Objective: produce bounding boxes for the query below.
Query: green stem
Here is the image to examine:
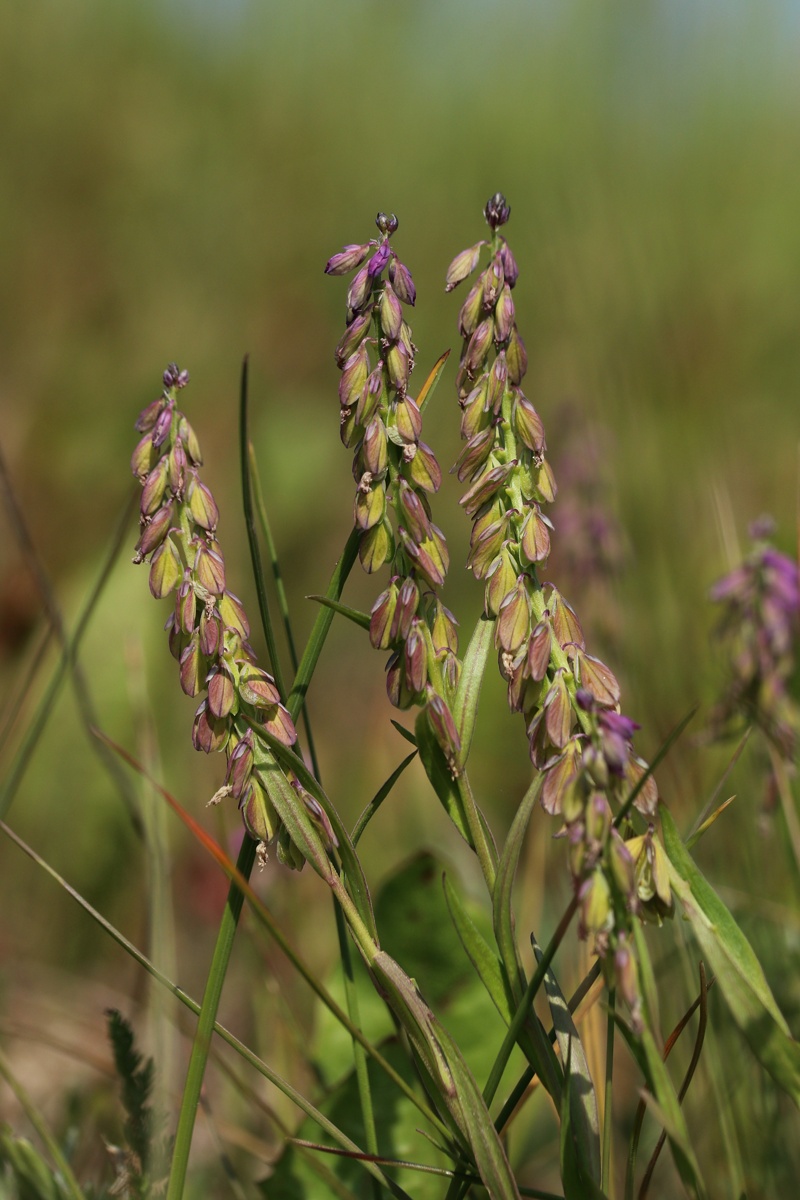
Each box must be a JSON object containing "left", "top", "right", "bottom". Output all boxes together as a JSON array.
[
  {"left": 166, "top": 835, "right": 257, "bottom": 1200},
  {"left": 455, "top": 770, "right": 497, "bottom": 895},
  {"left": 602, "top": 988, "right": 616, "bottom": 1196}
]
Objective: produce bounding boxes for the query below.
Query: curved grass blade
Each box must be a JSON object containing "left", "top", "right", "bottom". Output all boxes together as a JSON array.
[
  {"left": 533, "top": 938, "right": 601, "bottom": 1189},
  {"left": 0, "top": 1046, "right": 86, "bottom": 1200},
  {"left": 416, "top": 349, "right": 451, "bottom": 415},
  {"left": 614, "top": 706, "right": 698, "bottom": 830},
  {"left": 352, "top": 751, "right": 417, "bottom": 846},
  {"left": 662, "top": 804, "right": 800, "bottom": 1106},
  {"left": 308, "top": 594, "right": 372, "bottom": 630},
  {"left": 0, "top": 822, "right": 407, "bottom": 1195}
]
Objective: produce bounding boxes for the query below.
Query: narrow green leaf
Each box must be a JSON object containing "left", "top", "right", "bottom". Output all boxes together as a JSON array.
[
  {"left": 352, "top": 752, "right": 417, "bottom": 846},
  {"left": 533, "top": 939, "right": 601, "bottom": 1188},
  {"left": 391, "top": 720, "right": 417, "bottom": 746},
  {"left": 308, "top": 594, "right": 372, "bottom": 630},
  {"left": 490, "top": 774, "right": 563, "bottom": 1105},
  {"left": 452, "top": 615, "right": 493, "bottom": 767},
  {"left": 443, "top": 874, "right": 507, "bottom": 1009},
  {"left": 661, "top": 804, "right": 800, "bottom": 1106}
]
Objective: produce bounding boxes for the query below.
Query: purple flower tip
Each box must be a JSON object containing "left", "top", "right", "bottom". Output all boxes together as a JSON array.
[
  {"left": 484, "top": 192, "right": 511, "bottom": 230},
  {"left": 599, "top": 710, "right": 640, "bottom": 741},
  {"left": 575, "top": 688, "right": 595, "bottom": 711},
  {"left": 376, "top": 212, "right": 398, "bottom": 237},
  {"left": 748, "top": 514, "right": 776, "bottom": 541}
]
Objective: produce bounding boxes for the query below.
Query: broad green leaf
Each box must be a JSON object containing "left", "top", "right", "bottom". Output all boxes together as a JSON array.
[
  {"left": 662, "top": 804, "right": 800, "bottom": 1106},
  {"left": 534, "top": 938, "right": 601, "bottom": 1188},
  {"left": 452, "top": 615, "right": 494, "bottom": 766}
]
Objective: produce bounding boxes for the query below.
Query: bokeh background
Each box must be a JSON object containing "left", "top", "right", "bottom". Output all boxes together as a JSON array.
[{"left": 2, "top": 1, "right": 800, "bottom": 1195}]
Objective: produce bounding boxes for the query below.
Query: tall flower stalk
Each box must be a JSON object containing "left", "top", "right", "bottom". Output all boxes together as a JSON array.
[
  {"left": 131, "top": 363, "right": 334, "bottom": 868},
  {"left": 326, "top": 215, "right": 461, "bottom": 758},
  {"left": 446, "top": 195, "right": 668, "bottom": 1018}
]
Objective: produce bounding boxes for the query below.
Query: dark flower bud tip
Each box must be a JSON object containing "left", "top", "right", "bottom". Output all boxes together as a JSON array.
[
  {"left": 484, "top": 192, "right": 511, "bottom": 230},
  {"left": 376, "top": 212, "right": 399, "bottom": 237}
]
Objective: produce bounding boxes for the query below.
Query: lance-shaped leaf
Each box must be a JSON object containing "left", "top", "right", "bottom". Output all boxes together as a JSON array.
[
  {"left": 452, "top": 615, "right": 493, "bottom": 768},
  {"left": 661, "top": 804, "right": 800, "bottom": 1106}
]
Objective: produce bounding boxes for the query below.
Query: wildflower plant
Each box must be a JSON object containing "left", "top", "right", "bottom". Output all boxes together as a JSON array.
[
  {"left": 117, "top": 196, "right": 800, "bottom": 1200},
  {"left": 5, "top": 194, "right": 800, "bottom": 1200}
]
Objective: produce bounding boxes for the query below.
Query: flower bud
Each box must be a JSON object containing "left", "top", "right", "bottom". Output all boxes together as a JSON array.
[
  {"left": 464, "top": 318, "right": 493, "bottom": 376},
  {"left": 135, "top": 397, "right": 163, "bottom": 433},
  {"left": 403, "top": 619, "right": 428, "bottom": 695},
  {"left": 192, "top": 699, "right": 230, "bottom": 754},
  {"left": 140, "top": 457, "right": 170, "bottom": 517},
  {"left": 607, "top": 830, "right": 636, "bottom": 900},
  {"left": 399, "top": 527, "right": 446, "bottom": 589},
  {"left": 459, "top": 378, "right": 490, "bottom": 440},
  {"left": 540, "top": 738, "right": 583, "bottom": 816},
  {"left": 458, "top": 280, "right": 485, "bottom": 338},
  {"left": 393, "top": 395, "right": 422, "bottom": 444},
  {"left": 346, "top": 265, "right": 372, "bottom": 312},
  {"left": 426, "top": 690, "right": 462, "bottom": 767},
  {"left": 386, "top": 651, "right": 414, "bottom": 709},
  {"left": 151, "top": 404, "right": 174, "bottom": 450},
  {"left": 180, "top": 634, "right": 204, "bottom": 697},
  {"left": 520, "top": 506, "right": 552, "bottom": 563},
  {"left": 358, "top": 519, "right": 394, "bottom": 573},
  {"left": 406, "top": 440, "right": 441, "bottom": 493},
  {"left": 484, "top": 545, "right": 518, "bottom": 617},
  {"left": 391, "top": 576, "right": 420, "bottom": 643},
  {"left": 454, "top": 426, "right": 496, "bottom": 484},
  {"left": 134, "top": 501, "right": 174, "bottom": 559},
  {"left": 494, "top": 284, "right": 515, "bottom": 343},
  {"left": 368, "top": 240, "right": 391, "bottom": 277},
  {"left": 513, "top": 393, "right": 546, "bottom": 454},
  {"left": 361, "top": 418, "right": 388, "bottom": 477},
  {"left": 199, "top": 607, "right": 221, "bottom": 657},
  {"left": 256, "top": 701, "right": 298, "bottom": 747},
  {"left": 149, "top": 539, "right": 181, "bottom": 599},
  {"left": 386, "top": 340, "right": 410, "bottom": 392},
  {"left": 550, "top": 590, "right": 585, "bottom": 650},
  {"left": 131, "top": 433, "right": 158, "bottom": 481},
  {"left": 499, "top": 240, "right": 519, "bottom": 288},
  {"left": 186, "top": 473, "right": 219, "bottom": 531},
  {"left": 339, "top": 345, "right": 369, "bottom": 409},
  {"left": 579, "top": 869, "right": 612, "bottom": 938},
  {"left": 217, "top": 590, "right": 249, "bottom": 639},
  {"left": 240, "top": 776, "right": 280, "bottom": 843},
  {"left": 370, "top": 579, "right": 399, "bottom": 649},
  {"left": 167, "top": 437, "right": 187, "bottom": 497},
  {"left": 527, "top": 620, "right": 552, "bottom": 682},
  {"left": 238, "top": 665, "right": 281, "bottom": 708},
  {"left": 389, "top": 258, "right": 416, "bottom": 305},
  {"left": 532, "top": 457, "right": 557, "bottom": 504},
  {"left": 208, "top": 664, "right": 237, "bottom": 719},
  {"left": 225, "top": 732, "right": 254, "bottom": 800},
  {"left": 354, "top": 476, "right": 386, "bottom": 531},
  {"left": 396, "top": 479, "right": 432, "bottom": 543},
  {"left": 176, "top": 574, "right": 197, "bottom": 634},
  {"left": 506, "top": 326, "right": 528, "bottom": 384},
  {"left": 177, "top": 415, "right": 202, "bottom": 465},
  {"left": 487, "top": 354, "right": 507, "bottom": 415},
  {"left": 325, "top": 243, "right": 370, "bottom": 276},
  {"left": 575, "top": 650, "right": 620, "bottom": 708},
  {"left": 356, "top": 365, "right": 384, "bottom": 426},
  {"left": 430, "top": 599, "right": 459, "bottom": 655},
  {"left": 335, "top": 310, "right": 372, "bottom": 367},
  {"left": 445, "top": 243, "right": 484, "bottom": 292},
  {"left": 484, "top": 192, "right": 510, "bottom": 230},
  {"left": 380, "top": 281, "right": 403, "bottom": 340},
  {"left": 467, "top": 516, "right": 508, "bottom": 579},
  {"left": 496, "top": 576, "right": 531, "bottom": 653},
  {"left": 483, "top": 257, "right": 504, "bottom": 310},
  {"left": 626, "top": 755, "right": 659, "bottom": 817},
  {"left": 459, "top": 461, "right": 514, "bottom": 519},
  {"left": 544, "top": 670, "right": 573, "bottom": 749},
  {"left": 194, "top": 541, "right": 226, "bottom": 594}
]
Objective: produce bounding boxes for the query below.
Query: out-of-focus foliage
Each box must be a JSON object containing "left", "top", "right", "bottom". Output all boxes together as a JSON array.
[{"left": 2, "top": 2, "right": 800, "bottom": 1196}]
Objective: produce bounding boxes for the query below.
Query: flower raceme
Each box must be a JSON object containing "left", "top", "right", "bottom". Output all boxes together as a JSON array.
[
  {"left": 326, "top": 215, "right": 461, "bottom": 741},
  {"left": 131, "top": 363, "right": 332, "bottom": 868},
  {"left": 446, "top": 195, "right": 668, "bottom": 1013}
]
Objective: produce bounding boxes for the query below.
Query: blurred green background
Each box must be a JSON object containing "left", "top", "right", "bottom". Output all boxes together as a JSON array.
[{"left": 2, "top": 0, "right": 800, "bottom": 1195}]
